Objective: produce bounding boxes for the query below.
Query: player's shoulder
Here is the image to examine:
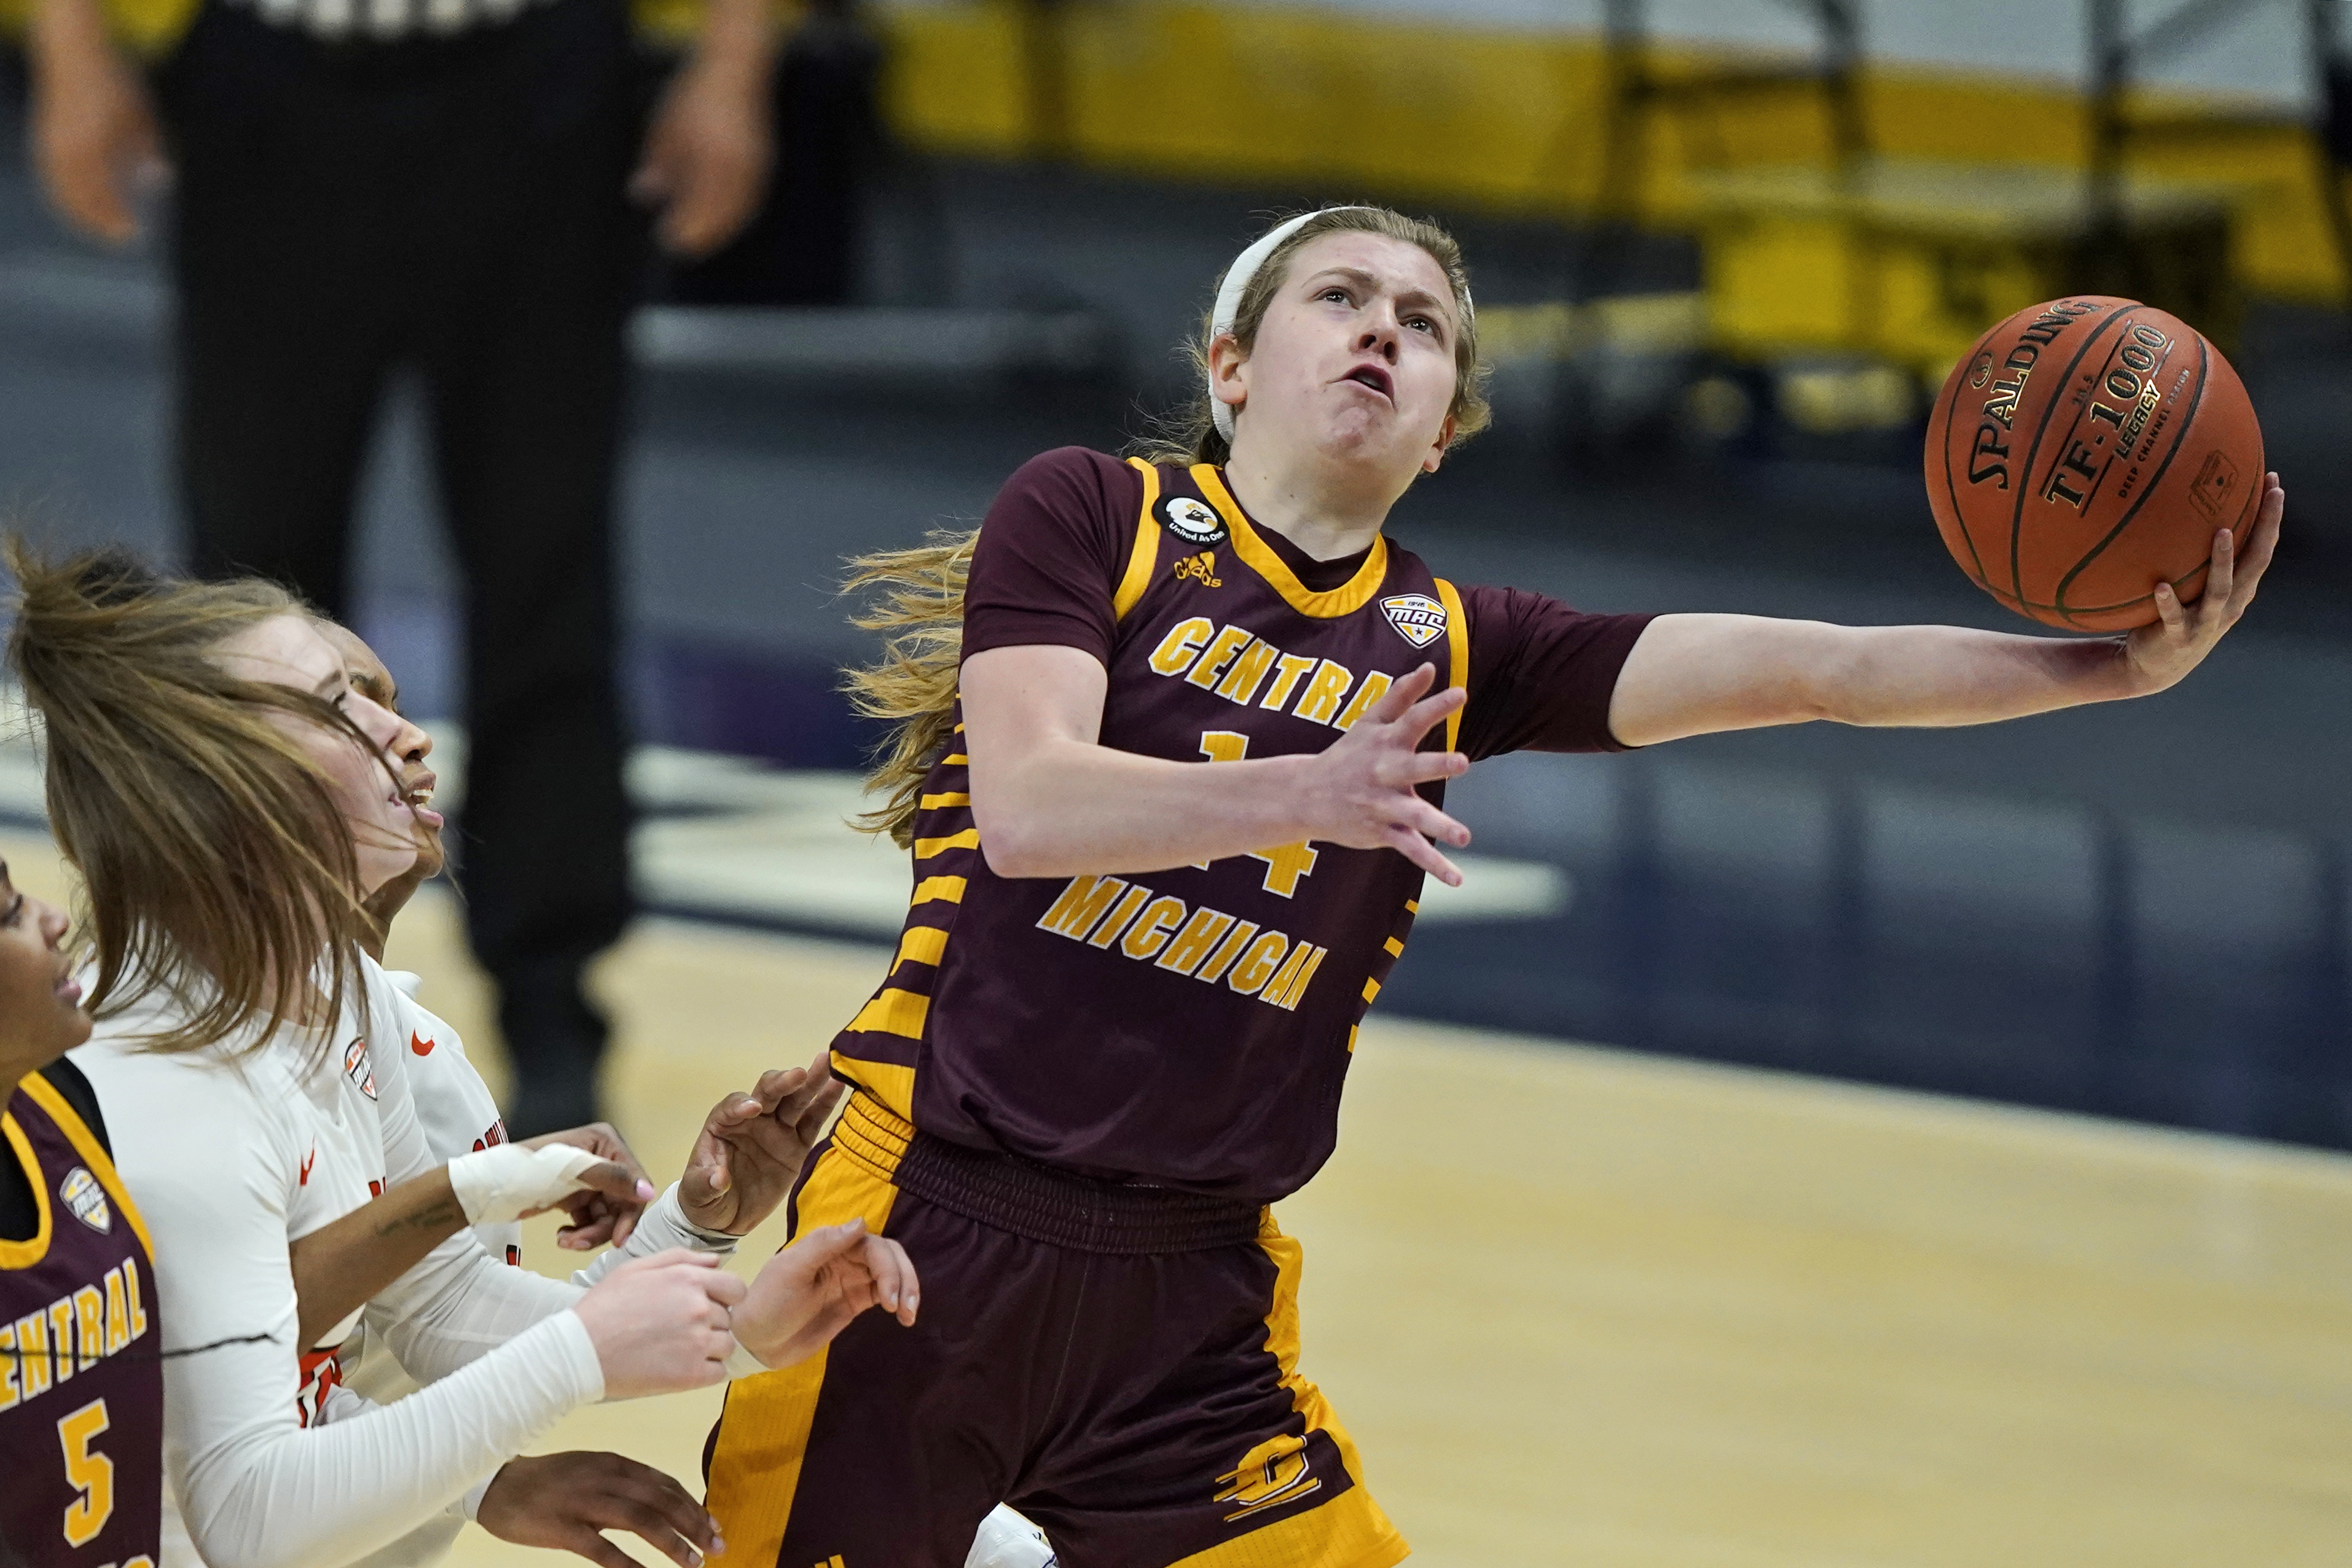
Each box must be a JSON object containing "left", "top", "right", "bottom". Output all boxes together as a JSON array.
[
  {"left": 376, "top": 980, "right": 501, "bottom": 1140},
  {"left": 70, "top": 1016, "right": 240, "bottom": 1092},
  {"left": 390, "top": 989, "right": 466, "bottom": 1059},
  {"left": 979, "top": 448, "right": 1153, "bottom": 578},
  {"left": 31, "top": 1055, "right": 110, "bottom": 1153},
  {"left": 1012, "top": 444, "right": 1138, "bottom": 485},
  {"left": 995, "top": 447, "right": 1147, "bottom": 519},
  {"left": 68, "top": 1031, "right": 307, "bottom": 1192},
  {"left": 357, "top": 950, "right": 453, "bottom": 1043},
  {"left": 1449, "top": 581, "right": 1580, "bottom": 633}
]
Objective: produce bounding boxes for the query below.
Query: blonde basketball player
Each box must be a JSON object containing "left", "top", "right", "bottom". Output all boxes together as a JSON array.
[{"left": 700, "top": 205, "right": 2279, "bottom": 1566}]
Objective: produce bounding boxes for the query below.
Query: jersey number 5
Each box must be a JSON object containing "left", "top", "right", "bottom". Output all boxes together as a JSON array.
[
  {"left": 58, "top": 1397, "right": 114, "bottom": 1548},
  {"left": 1197, "top": 732, "right": 1319, "bottom": 897}
]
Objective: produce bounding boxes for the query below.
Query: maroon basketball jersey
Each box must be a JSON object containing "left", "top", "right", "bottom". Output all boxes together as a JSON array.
[
  {"left": 1, "top": 1073, "right": 162, "bottom": 1568},
  {"left": 833, "top": 460, "right": 1472, "bottom": 1202}
]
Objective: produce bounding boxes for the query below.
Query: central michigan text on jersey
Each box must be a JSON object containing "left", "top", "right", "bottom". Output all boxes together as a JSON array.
[{"left": 827, "top": 449, "right": 1650, "bottom": 1201}]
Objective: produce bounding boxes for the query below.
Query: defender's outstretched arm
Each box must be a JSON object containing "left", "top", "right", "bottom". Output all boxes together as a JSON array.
[{"left": 1608, "top": 475, "right": 2281, "bottom": 748}]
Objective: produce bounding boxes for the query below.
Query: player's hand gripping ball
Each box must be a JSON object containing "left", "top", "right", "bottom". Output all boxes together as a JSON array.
[{"left": 1925, "top": 296, "right": 2264, "bottom": 631}]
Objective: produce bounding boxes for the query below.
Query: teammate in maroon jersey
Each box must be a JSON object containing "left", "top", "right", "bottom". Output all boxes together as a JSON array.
[
  {"left": 0, "top": 858, "right": 162, "bottom": 1568},
  {"left": 705, "top": 206, "right": 2284, "bottom": 1566}
]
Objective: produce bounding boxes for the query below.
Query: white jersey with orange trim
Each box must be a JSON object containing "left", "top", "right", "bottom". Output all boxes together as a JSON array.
[
  {"left": 367, "top": 970, "right": 1055, "bottom": 1568},
  {"left": 72, "top": 952, "right": 608, "bottom": 1568},
  {"left": 334, "top": 967, "right": 745, "bottom": 1568},
  {"left": 376, "top": 974, "right": 519, "bottom": 1263}
]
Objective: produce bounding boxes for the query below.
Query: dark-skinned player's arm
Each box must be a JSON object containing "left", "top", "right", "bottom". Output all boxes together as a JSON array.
[
  {"left": 962, "top": 645, "right": 1476, "bottom": 886},
  {"left": 289, "top": 1053, "right": 844, "bottom": 1343},
  {"left": 287, "top": 1138, "right": 654, "bottom": 1347},
  {"left": 1608, "top": 477, "right": 2281, "bottom": 747}
]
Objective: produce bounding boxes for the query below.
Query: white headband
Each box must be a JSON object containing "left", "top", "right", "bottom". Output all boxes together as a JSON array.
[{"left": 1208, "top": 207, "right": 1469, "bottom": 440}]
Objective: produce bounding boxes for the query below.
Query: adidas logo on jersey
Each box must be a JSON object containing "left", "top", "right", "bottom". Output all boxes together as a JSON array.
[
  {"left": 1380, "top": 593, "right": 1448, "bottom": 649},
  {"left": 1173, "top": 550, "right": 1221, "bottom": 588}
]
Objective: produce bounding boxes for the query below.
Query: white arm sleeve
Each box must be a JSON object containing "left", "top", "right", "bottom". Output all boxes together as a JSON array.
[
  {"left": 369, "top": 1184, "right": 747, "bottom": 1384},
  {"left": 75, "top": 1040, "right": 605, "bottom": 1568},
  {"left": 364, "top": 1228, "right": 585, "bottom": 1387},
  {"left": 354, "top": 1008, "right": 587, "bottom": 1385},
  {"left": 569, "top": 1183, "right": 738, "bottom": 1288},
  {"left": 182, "top": 1313, "right": 602, "bottom": 1568}
]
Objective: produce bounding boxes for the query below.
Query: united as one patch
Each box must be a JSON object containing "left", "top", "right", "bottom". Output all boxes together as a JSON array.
[
  {"left": 345, "top": 1038, "right": 378, "bottom": 1101},
  {"left": 1381, "top": 593, "right": 1448, "bottom": 649},
  {"left": 60, "top": 1166, "right": 110, "bottom": 1234},
  {"left": 1157, "top": 496, "right": 1228, "bottom": 547}
]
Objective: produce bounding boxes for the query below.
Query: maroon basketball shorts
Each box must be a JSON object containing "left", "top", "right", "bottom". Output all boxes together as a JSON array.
[{"left": 703, "top": 1093, "right": 1408, "bottom": 1568}]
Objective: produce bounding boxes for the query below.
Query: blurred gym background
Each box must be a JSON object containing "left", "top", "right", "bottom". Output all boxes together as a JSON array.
[
  {"left": 3, "top": 5, "right": 2350, "bottom": 1560},
  {"left": 1, "top": 0, "right": 2350, "bottom": 1150}
]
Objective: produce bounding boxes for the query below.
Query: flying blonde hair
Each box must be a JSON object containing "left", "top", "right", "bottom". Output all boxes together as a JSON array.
[
  {"left": 7, "top": 541, "right": 385, "bottom": 1055},
  {"left": 842, "top": 205, "right": 1489, "bottom": 846}
]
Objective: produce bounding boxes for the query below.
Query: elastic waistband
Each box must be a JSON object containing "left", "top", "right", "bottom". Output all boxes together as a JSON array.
[{"left": 831, "top": 1093, "right": 1264, "bottom": 1256}]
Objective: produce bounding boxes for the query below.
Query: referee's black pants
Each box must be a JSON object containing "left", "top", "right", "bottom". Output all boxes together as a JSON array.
[{"left": 157, "top": 0, "right": 643, "bottom": 1132}]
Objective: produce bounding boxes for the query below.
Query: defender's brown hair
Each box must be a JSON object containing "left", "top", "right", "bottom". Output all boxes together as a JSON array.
[
  {"left": 6, "top": 542, "right": 385, "bottom": 1055},
  {"left": 842, "top": 205, "right": 1487, "bottom": 845}
]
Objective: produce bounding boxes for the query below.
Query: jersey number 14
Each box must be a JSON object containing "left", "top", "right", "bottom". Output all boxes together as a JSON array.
[{"left": 1197, "top": 733, "right": 1319, "bottom": 897}]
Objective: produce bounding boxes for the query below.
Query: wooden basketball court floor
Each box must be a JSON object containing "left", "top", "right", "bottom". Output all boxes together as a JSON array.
[{"left": 8, "top": 826, "right": 2351, "bottom": 1566}]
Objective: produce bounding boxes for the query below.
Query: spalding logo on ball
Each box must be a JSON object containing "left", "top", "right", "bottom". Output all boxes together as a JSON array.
[{"left": 1926, "top": 296, "right": 2264, "bottom": 631}]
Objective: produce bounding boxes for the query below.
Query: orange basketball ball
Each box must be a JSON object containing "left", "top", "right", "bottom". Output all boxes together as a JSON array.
[{"left": 1924, "top": 296, "right": 2264, "bottom": 631}]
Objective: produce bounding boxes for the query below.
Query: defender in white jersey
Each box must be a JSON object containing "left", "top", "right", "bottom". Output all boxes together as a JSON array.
[
  {"left": 14, "top": 551, "right": 923, "bottom": 1568},
  {"left": 326, "top": 617, "right": 1059, "bottom": 1568}
]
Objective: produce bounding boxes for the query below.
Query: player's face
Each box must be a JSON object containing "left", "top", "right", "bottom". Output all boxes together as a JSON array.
[
  {"left": 1221, "top": 231, "right": 1460, "bottom": 481},
  {"left": 211, "top": 614, "right": 439, "bottom": 898},
  {"left": 0, "top": 862, "right": 90, "bottom": 1080},
  {"left": 312, "top": 619, "right": 446, "bottom": 881}
]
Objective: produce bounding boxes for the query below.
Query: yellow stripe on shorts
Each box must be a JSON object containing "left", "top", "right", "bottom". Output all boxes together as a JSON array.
[{"left": 702, "top": 1143, "right": 899, "bottom": 1566}]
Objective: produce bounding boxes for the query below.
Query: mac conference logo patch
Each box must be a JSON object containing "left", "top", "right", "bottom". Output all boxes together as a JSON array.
[
  {"left": 1381, "top": 593, "right": 1448, "bottom": 649},
  {"left": 345, "top": 1038, "right": 378, "bottom": 1101},
  {"left": 1156, "top": 496, "right": 1228, "bottom": 547},
  {"left": 60, "top": 1166, "right": 110, "bottom": 1234}
]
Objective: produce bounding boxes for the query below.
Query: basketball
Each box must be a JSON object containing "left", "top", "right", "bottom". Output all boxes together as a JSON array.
[{"left": 1924, "top": 297, "right": 2264, "bottom": 631}]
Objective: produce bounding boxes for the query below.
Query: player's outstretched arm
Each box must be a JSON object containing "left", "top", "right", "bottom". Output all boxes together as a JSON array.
[
  {"left": 730, "top": 1217, "right": 918, "bottom": 1370},
  {"left": 1609, "top": 474, "right": 2282, "bottom": 748},
  {"left": 964, "top": 644, "right": 1475, "bottom": 885},
  {"left": 288, "top": 1138, "right": 652, "bottom": 1345}
]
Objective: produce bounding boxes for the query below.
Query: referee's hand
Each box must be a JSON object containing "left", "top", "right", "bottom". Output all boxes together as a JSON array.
[
  {"left": 26, "top": 0, "right": 170, "bottom": 246},
  {"left": 632, "top": 42, "right": 774, "bottom": 258}
]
